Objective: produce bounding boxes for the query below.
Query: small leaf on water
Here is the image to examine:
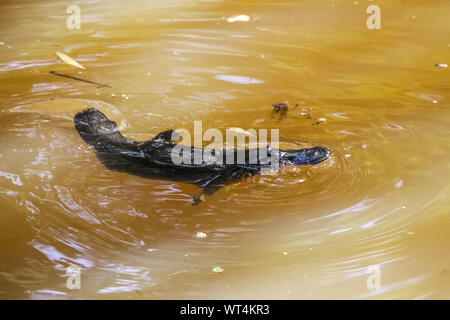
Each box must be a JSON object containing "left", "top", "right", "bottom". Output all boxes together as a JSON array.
[
  {"left": 56, "top": 51, "right": 86, "bottom": 70},
  {"left": 212, "top": 266, "right": 224, "bottom": 273}
]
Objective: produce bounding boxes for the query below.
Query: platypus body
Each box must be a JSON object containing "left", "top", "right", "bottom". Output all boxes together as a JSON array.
[{"left": 74, "top": 108, "right": 330, "bottom": 204}]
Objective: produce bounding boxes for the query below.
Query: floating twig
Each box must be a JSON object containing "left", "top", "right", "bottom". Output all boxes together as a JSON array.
[{"left": 49, "top": 71, "right": 111, "bottom": 88}]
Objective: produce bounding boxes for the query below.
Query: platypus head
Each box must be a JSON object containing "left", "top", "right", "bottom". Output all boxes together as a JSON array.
[{"left": 281, "top": 146, "right": 330, "bottom": 165}]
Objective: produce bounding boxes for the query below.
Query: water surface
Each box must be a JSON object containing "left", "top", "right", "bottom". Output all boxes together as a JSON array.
[{"left": 0, "top": 0, "right": 449, "bottom": 299}]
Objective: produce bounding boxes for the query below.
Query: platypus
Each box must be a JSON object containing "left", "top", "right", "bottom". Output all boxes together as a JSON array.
[{"left": 74, "top": 108, "right": 330, "bottom": 204}]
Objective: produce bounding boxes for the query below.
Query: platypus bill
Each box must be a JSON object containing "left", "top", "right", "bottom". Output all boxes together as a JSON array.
[{"left": 74, "top": 108, "right": 330, "bottom": 205}]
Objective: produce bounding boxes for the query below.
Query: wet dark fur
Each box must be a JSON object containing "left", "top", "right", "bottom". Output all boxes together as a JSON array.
[{"left": 74, "top": 108, "right": 330, "bottom": 204}]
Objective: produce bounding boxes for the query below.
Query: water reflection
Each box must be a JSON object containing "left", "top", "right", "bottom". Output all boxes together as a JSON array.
[
  {"left": 214, "top": 74, "right": 264, "bottom": 84},
  {"left": 0, "top": 0, "right": 449, "bottom": 300}
]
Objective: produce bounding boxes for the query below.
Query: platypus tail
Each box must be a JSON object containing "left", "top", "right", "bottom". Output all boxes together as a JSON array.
[{"left": 74, "top": 108, "right": 133, "bottom": 152}]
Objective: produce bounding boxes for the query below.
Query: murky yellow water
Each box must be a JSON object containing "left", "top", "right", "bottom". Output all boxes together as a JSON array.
[{"left": 0, "top": 0, "right": 449, "bottom": 299}]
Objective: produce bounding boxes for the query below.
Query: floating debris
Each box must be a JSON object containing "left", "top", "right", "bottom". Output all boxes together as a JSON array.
[
  {"left": 195, "top": 232, "right": 207, "bottom": 239},
  {"left": 272, "top": 102, "right": 289, "bottom": 120},
  {"left": 313, "top": 118, "right": 326, "bottom": 125},
  {"left": 300, "top": 108, "right": 312, "bottom": 119},
  {"left": 49, "top": 71, "right": 111, "bottom": 88},
  {"left": 435, "top": 63, "right": 448, "bottom": 68},
  {"left": 272, "top": 102, "right": 289, "bottom": 113},
  {"left": 56, "top": 51, "right": 86, "bottom": 70},
  {"left": 212, "top": 266, "right": 224, "bottom": 273}
]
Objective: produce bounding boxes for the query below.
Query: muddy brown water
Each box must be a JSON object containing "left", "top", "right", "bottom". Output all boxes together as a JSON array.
[{"left": 0, "top": 0, "right": 449, "bottom": 299}]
